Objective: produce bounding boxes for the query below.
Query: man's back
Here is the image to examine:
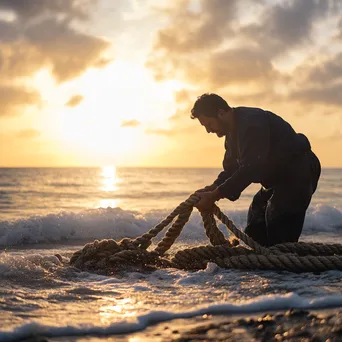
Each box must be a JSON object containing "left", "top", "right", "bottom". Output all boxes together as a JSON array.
[{"left": 231, "top": 106, "right": 312, "bottom": 188}]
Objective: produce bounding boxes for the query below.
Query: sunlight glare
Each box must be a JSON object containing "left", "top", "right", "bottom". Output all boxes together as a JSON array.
[
  {"left": 129, "top": 337, "right": 149, "bottom": 342},
  {"left": 33, "top": 59, "right": 186, "bottom": 166},
  {"left": 101, "top": 165, "right": 119, "bottom": 192},
  {"left": 99, "top": 298, "right": 136, "bottom": 325},
  {"left": 97, "top": 198, "right": 120, "bottom": 208},
  {"left": 95, "top": 165, "right": 121, "bottom": 208}
]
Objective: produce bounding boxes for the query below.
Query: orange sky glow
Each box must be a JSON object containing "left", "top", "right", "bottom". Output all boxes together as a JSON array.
[{"left": 1, "top": 0, "right": 342, "bottom": 167}]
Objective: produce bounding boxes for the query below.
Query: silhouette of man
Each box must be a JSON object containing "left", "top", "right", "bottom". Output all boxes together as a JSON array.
[{"left": 192, "top": 93, "right": 321, "bottom": 246}]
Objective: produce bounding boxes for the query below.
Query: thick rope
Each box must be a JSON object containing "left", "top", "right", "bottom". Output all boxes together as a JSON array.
[{"left": 69, "top": 194, "right": 342, "bottom": 274}]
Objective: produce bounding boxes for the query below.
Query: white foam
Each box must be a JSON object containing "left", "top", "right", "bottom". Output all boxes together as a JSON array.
[
  {"left": 0, "top": 204, "right": 341, "bottom": 246},
  {"left": 176, "top": 263, "right": 220, "bottom": 286},
  {"left": 1, "top": 292, "right": 342, "bottom": 341},
  {"left": 306, "top": 204, "right": 342, "bottom": 232},
  {"left": 0, "top": 252, "right": 61, "bottom": 279}
]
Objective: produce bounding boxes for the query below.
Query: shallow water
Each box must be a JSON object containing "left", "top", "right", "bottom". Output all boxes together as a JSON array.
[
  {"left": 1, "top": 244, "right": 342, "bottom": 341},
  {"left": 0, "top": 167, "right": 341, "bottom": 341}
]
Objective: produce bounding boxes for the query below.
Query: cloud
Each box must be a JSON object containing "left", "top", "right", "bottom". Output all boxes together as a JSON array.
[
  {"left": 0, "top": 20, "right": 18, "bottom": 42},
  {"left": 317, "top": 129, "right": 342, "bottom": 142},
  {"left": 291, "top": 82, "right": 342, "bottom": 105},
  {"left": 147, "top": 0, "right": 338, "bottom": 78},
  {"left": 287, "top": 52, "right": 342, "bottom": 106},
  {"left": 0, "top": 0, "right": 110, "bottom": 118},
  {"left": 146, "top": 0, "right": 283, "bottom": 88},
  {"left": 0, "top": 85, "right": 40, "bottom": 117},
  {"left": 169, "top": 89, "right": 194, "bottom": 121},
  {"left": 0, "top": 0, "right": 93, "bottom": 21},
  {"left": 174, "top": 89, "right": 192, "bottom": 104},
  {"left": 145, "top": 128, "right": 174, "bottom": 136},
  {"left": 15, "top": 129, "right": 40, "bottom": 139},
  {"left": 147, "top": 0, "right": 342, "bottom": 113},
  {"left": 145, "top": 0, "right": 242, "bottom": 82},
  {"left": 151, "top": 0, "right": 238, "bottom": 54},
  {"left": 25, "top": 18, "right": 110, "bottom": 82},
  {"left": 301, "top": 53, "right": 342, "bottom": 84},
  {"left": 0, "top": 41, "right": 42, "bottom": 80},
  {"left": 65, "top": 94, "right": 84, "bottom": 107},
  {"left": 121, "top": 119, "right": 141, "bottom": 128},
  {"left": 242, "top": 0, "right": 338, "bottom": 56},
  {"left": 338, "top": 17, "right": 342, "bottom": 39},
  {"left": 186, "top": 47, "right": 281, "bottom": 88},
  {"left": 145, "top": 125, "right": 195, "bottom": 136}
]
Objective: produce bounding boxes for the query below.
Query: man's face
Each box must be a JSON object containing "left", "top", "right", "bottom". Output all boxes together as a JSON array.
[{"left": 198, "top": 115, "right": 226, "bottom": 137}]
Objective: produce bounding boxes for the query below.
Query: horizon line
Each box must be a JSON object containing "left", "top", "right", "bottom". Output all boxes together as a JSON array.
[{"left": 1, "top": 165, "right": 342, "bottom": 169}]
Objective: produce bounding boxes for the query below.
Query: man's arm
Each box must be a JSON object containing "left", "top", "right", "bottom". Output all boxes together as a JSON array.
[
  {"left": 213, "top": 164, "right": 238, "bottom": 187},
  {"left": 197, "top": 148, "right": 238, "bottom": 193},
  {"left": 194, "top": 152, "right": 238, "bottom": 211},
  {"left": 217, "top": 111, "right": 270, "bottom": 201},
  {"left": 213, "top": 148, "right": 239, "bottom": 186},
  {"left": 196, "top": 183, "right": 217, "bottom": 193}
]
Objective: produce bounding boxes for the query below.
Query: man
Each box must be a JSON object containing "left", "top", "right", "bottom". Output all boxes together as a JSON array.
[{"left": 192, "top": 93, "right": 321, "bottom": 246}]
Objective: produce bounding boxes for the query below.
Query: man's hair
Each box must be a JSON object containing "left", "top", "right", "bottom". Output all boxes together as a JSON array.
[{"left": 190, "top": 93, "right": 230, "bottom": 119}]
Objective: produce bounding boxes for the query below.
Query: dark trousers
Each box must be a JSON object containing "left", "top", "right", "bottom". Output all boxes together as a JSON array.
[{"left": 244, "top": 151, "right": 321, "bottom": 246}]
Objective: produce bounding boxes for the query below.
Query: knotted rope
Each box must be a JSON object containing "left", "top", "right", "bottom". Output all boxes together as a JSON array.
[{"left": 69, "top": 194, "right": 342, "bottom": 274}]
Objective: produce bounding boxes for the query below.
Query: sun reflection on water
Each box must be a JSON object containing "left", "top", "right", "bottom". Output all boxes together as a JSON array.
[
  {"left": 98, "top": 198, "right": 120, "bottom": 208},
  {"left": 97, "top": 165, "right": 121, "bottom": 208},
  {"left": 99, "top": 297, "right": 137, "bottom": 324},
  {"left": 129, "top": 337, "right": 150, "bottom": 342},
  {"left": 101, "top": 165, "right": 119, "bottom": 192}
]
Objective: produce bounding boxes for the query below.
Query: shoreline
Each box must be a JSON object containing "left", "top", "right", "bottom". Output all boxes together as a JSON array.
[
  {"left": 13, "top": 308, "right": 342, "bottom": 341},
  {"left": 117, "top": 308, "right": 342, "bottom": 342}
]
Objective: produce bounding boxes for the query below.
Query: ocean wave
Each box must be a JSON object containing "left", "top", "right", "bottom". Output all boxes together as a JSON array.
[
  {"left": 48, "top": 182, "right": 85, "bottom": 188},
  {"left": 0, "top": 199, "right": 12, "bottom": 205},
  {"left": 0, "top": 207, "right": 204, "bottom": 246},
  {"left": 0, "top": 204, "right": 341, "bottom": 246},
  {"left": 9, "top": 189, "right": 88, "bottom": 197},
  {"left": 3, "top": 189, "right": 192, "bottom": 199},
  {"left": 0, "top": 183, "right": 16, "bottom": 187},
  {"left": 1, "top": 293, "right": 342, "bottom": 341},
  {"left": 305, "top": 205, "right": 342, "bottom": 232},
  {"left": 0, "top": 252, "right": 62, "bottom": 280}
]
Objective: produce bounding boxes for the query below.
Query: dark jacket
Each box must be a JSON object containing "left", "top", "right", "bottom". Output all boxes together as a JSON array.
[{"left": 214, "top": 107, "right": 312, "bottom": 201}]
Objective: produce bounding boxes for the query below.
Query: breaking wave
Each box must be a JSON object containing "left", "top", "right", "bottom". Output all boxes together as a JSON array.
[{"left": 0, "top": 204, "right": 341, "bottom": 246}]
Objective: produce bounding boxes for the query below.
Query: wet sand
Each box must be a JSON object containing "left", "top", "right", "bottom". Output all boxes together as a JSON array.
[
  {"left": 25, "top": 308, "right": 341, "bottom": 341},
  {"left": 118, "top": 308, "right": 342, "bottom": 342}
]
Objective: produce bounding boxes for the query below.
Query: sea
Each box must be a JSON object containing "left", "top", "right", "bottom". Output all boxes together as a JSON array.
[{"left": 0, "top": 167, "right": 341, "bottom": 341}]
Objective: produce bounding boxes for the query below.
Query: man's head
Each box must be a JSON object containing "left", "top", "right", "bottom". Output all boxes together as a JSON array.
[{"left": 190, "top": 93, "right": 233, "bottom": 138}]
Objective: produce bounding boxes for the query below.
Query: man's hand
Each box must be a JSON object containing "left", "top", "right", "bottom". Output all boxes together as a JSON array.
[{"left": 194, "top": 188, "right": 222, "bottom": 212}]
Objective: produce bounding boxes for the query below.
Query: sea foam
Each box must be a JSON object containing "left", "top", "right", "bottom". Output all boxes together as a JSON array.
[
  {"left": 0, "top": 204, "right": 341, "bottom": 246},
  {"left": 1, "top": 292, "right": 342, "bottom": 341}
]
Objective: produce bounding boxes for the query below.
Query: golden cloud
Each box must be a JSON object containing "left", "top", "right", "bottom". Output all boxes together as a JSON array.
[
  {"left": 15, "top": 129, "right": 41, "bottom": 139},
  {"left": 146, "top": 0, "right": 342, "bottom": 114},
  {"left": 0, "top": 86, "right": 41, "bottom": 117},
  {"left": 25, "top": 19, "right": 110, "bottom": 82},
  {"left": 0, "top": 0, "right": 110, "bottom": 117},
  {"left": 121, "top": 119, "right": 141, "bottom": 128},
  {"left": 0, "top": 0, "right": 93, "bottom": 21},
  {"left": 65, "top": 95, "right": 84, "bottom": 108}
]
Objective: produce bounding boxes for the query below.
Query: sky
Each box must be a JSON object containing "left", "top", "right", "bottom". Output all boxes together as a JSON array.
[{"left": 0, "top": 0, "right": 342, "bottom": 168}]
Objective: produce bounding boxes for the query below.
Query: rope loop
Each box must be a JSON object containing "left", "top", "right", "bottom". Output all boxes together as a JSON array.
[{"left": 69, "top": 193, "right": 342, "bottom": 274}]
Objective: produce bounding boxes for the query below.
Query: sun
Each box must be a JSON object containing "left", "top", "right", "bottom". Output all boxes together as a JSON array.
[{"left": 39, "top": 59, "right": 184, "bottom": 165}]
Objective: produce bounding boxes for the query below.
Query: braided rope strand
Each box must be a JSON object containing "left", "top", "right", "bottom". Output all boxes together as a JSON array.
[{"left": 69, "top": 193, "right": 342, "bottom": 274}]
